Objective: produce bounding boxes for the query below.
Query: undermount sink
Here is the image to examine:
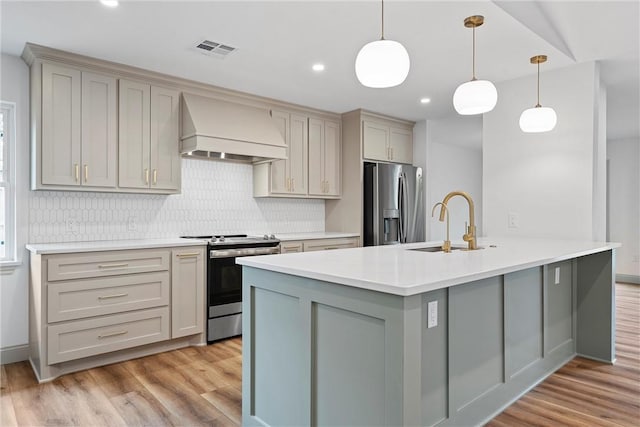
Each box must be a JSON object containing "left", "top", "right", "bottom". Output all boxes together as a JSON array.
[
  {"left": 408, "top": 245, "right": 484, "bottom": 253},
  {"left": 409, "top": 246, "right": 463, "bottom": 253}
]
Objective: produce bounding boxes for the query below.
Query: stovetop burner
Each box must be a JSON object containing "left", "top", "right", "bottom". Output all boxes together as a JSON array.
[{"left": 180, "top": 234, "right": 280, "bottom": 248}]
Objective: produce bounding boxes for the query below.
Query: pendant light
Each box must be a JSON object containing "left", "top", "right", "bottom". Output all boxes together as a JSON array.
[
  {"left": 453, "top": 15, "right": 497, "bottom": 115},
  {"left": 355, "top": 0, "right": 410, "bottom": 88},
  {"left": 519, "top": 55, "right": 557, "bottom": 133}
]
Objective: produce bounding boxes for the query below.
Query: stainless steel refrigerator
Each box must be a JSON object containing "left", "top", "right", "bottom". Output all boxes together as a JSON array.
[{"left": 364, "top": 162, "right": 425, "bottom": 246}]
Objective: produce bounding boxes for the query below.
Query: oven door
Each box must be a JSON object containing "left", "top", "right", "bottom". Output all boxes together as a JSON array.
[{"left": 208, "top": 246, "right": 280, "bottom": 308}]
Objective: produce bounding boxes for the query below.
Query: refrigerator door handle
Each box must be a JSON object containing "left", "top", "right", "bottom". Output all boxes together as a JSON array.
[{"left": 398, "top": 173, "right": 407, "bottom": 243}]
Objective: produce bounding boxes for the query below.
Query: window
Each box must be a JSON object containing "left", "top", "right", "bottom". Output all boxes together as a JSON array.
[{"left": 0, "top": 102, "right": 16, "bottom": 262}]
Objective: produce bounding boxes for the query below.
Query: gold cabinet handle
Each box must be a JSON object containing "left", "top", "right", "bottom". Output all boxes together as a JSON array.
[
  {"left": 176, "top": 252, "right": 200, "bottom": 258},
  {"left": 98, "top": 263, "right": 129, "bottom": 269},
  {"left": 153, "top": 169, "right": 157, "bottom": 185},
  {"left": 390, "top": 147, "right": 394, "bottom": 160},
  {"left": 286, "top": 177, "right": 290, "bottom": 191},
  {"left": 282, "top": 245, "right": 300, "bottom": 250},
  {"left": 98, "top": 293, "right": 129, "bottom": 300},
  {"left": 323, "top": 247, "right": 340, "bottom": 250},
  {"left": 98, "top": 330, "right": 128, "bottom": 339},
  {"left": 145, "top": 168, "right": 149, "bottom": 185},
  {"left": 84, "top": 165, "right": 88, "bottom": 182},
  {"left": 291, "top": 178, "right": 295, "bottom": 192},
  {"left": 74, "top": 164, "right": 79, "bottom": 182}
]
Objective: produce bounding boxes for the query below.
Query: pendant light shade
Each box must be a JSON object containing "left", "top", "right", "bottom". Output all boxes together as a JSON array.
[
  {"left": 519, "top": 55, "right": 557, "bottom": 133},
  {"left": 453, "top": 15, "right": 497, "bottom": 115},
  {"left": 355, "top": 0, "right": 410, "bottom": 88},
  {"left": 355, "top": 40, "right": 410, "bottom": 88},
  {"left": 453, "top": 79, "right": 498, "bottom": 115},
  {"left": 519, "top": 106, "right": 557, "bottom": 133}
]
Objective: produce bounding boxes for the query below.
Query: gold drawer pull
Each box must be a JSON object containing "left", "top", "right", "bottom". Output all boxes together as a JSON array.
[
  {"left": 283, "top": 245, "right": 300, "bottom": 250},
  {"left": 74, "top": 164, "right": 79, "bottom": 182},
  {"left": 98, "top": 263, "right": 129, "bottom": 269},
  {"left": 176, "top": 252, "right": 200, "bottom": 258},
  {"left": 98, "top": 293, "right": 129, "bottom": 300},
  {"left": 98, "top": 330, "right": 128, "bottom": 339},
  {"left": 153, "top": 169, "right": 157, "bottom": 185},
  {"left": 145, "top": 168, "right": 149, "bottom": 185},
  {"left": 84, "top": 164, "right": 88, "bottom": 182},
  {"left": 323, "top": 247, "right": 340, "bottom": 250}
]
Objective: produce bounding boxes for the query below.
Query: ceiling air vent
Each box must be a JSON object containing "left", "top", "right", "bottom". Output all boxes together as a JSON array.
[{"left": 194, "top": 39, "right": 237, "bottom": 58}]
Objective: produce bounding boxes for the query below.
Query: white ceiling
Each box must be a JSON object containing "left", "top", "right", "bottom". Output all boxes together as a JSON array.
[{"left": 1, "top": 1, "right": 638, "bottom": 143}]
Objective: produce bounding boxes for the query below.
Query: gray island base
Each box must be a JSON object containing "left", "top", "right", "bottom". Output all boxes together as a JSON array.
[{"left": 239, "top": 238, "right": 617, "bottom": 426}]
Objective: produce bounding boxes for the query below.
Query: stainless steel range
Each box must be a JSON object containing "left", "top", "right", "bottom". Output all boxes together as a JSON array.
[{"left": 180, "top": 234, "right": 280, "bottom": 342}]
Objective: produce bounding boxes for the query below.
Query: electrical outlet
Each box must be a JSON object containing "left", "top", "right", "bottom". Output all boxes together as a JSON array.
[
  {"left": 127, "top": 216, "right": 137, "bottom": 232},
  {"left": 554, "top": 267, "right": 560, "bottom": 285},
  {"left": 508, "top": 212, "right": 520, "bottom": 229},
  {"left": 427, "top": 301, "right": 438, "bottom": 328},
  {"left": 65, "top": 218, "right": 78, "bottom": 235}
]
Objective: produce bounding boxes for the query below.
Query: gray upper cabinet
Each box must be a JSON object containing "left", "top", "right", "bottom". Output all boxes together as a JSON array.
[
  {"left": 40, "top": 63, "right": 116, "bottom": 188},
  {"left": 308, "top": 118, "right": 341, "bottom": 197},
  {"left": 119, "top": 80, "right": 180, "bottom": 192},
  {"left": 362, "top": 119, "right": 413, "bottom": 164}
]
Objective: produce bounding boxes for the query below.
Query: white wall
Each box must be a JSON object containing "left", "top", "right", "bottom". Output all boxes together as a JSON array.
[
  {"left": 0, "top": 54, "right": 30, "bottom": 355},
  {"left": 607, "top": 137, "right": 640, "bottom": 279},
  {"left": 483, "top": 62, "right": 605, "bottom": 240},
  {"left": 0, "top": 53, "right": 325, "bottom": 358},
  {"left": 426, "top": 116, "right": 483, "bottom": 242}
]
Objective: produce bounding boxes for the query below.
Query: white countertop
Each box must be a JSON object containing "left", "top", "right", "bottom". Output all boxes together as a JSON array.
[
  {"left": 276, "top": 231, "right": 360, "bottom": 241},
  {"left": 26, "top": 238, "right": 206, "bottom": 254},
  {"left": 237, "top": 237, "right": 620, "bottom": 296}
]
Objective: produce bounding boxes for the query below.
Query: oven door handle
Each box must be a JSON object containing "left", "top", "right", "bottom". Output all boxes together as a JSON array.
[{"left": 210, "top": 246, "right": 280, "bottom": 258}]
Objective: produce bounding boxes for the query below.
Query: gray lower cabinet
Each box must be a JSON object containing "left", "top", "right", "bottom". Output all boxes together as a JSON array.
[
  {"left": 242, "top": 250, "right": 615, "bottom": 426},
  {"left": 29, "top": 246, "right": 206, "bottom": 382}
]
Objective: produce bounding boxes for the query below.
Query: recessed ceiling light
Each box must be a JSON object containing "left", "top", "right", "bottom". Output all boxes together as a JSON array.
[
  {"left": 100, "top": 0, "right": 119, "bottom": 7},
  {"left": 312, "top": 63, "right": 325, "bottom": 72},
  {"left": 420, "top": 98, "right": 431, "bottom": 104}
]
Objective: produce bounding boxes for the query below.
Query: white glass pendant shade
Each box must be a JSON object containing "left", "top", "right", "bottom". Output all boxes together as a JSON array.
[
  {"left": 519, "top": 106, "right": 557, "bottom": 133},
  {"left": 355, "top": 39, "right": 410, "bottom": 88},
  {"left": 453, "top": 79, "right": 498, "bottom": 115}
]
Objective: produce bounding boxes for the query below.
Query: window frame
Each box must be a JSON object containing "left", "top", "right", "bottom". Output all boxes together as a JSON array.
[{"left": 0, "top": 101, "right": 16, "bottom": 263}]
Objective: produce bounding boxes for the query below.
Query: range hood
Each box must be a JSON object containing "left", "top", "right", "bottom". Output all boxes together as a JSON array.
[{"left": 180, "top": 93, "right": 287, "bottom": 163}]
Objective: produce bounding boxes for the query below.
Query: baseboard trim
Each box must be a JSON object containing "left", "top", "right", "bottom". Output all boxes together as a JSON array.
[
  {"left": 617, "top": 274, "right": 640, "bottom": 285},
  {"left": 0, "top": 344, "right": 29, "bottom": 365}
]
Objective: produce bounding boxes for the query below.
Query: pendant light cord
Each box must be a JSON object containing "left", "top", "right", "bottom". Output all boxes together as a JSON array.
[
  {"left": 381, "top": 0, "right": 385, "bottom": 40},
  {"left": 536, "top": 61, "right": 541, "bottom": 107},
  {"left": 472, "top": 25, "right": 476, "bottom": 81}
]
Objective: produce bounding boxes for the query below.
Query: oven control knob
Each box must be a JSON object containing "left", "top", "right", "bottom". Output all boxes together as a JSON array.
[
  {"left": 270, "top": 234, "right": 276, "bottom": 240},
  {"left": 219, "top": 236, "right": 225, "bottom": 242},
  {"left": 263, "top": 234, "right": 269, "bottom": 240},
  {"left": 210, "top": 237, "right": 217, "bottom": 243}
]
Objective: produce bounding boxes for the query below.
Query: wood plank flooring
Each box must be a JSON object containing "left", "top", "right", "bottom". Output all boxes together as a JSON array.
[{"left": 1, "top": 283, "right": 638, "bottom": 426}]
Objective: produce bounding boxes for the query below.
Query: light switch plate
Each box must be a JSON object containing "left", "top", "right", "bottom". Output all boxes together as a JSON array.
[
  {"left": 427, "top": 301, "right": 438, "bottom": 328},
  {"left": 508, "top": 212, "right": 520, "bottom": 229}
]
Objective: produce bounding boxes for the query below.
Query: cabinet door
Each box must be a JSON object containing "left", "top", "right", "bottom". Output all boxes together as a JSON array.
[
  {"left": 362, "top": 120, "right": 389, "bottom": 162},
  {"left": 81, "top": 72, "right": 117, "bottom": 188},
  {"left": 150, "top": 86, "right": 180, "bottom": 191},
  {"left": 308, "top": 118, "right": 325, "bottom": 196},
  {"left": 324, "top": 120, "right": 341, "bottom": 196},
  {"left": 41, "top": 63, "right": 81, "bottom": 186},
  {"left": 289, "top": 114, "right": 308, "bottom": 195},
  {"left": 171, "top": 248, "right": 205, "bottom": 338},
  {"left": 389, "top": 127, "right": 413, "bottom": 164},
  {"left": 119, "top": 80, "right": 151, "bottom": 189},
  {"left": 270, "top": 110, "right": 290, "bottom": 194}
]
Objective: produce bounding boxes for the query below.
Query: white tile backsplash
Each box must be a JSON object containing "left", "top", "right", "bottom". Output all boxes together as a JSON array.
[{"left": 27, "top": 158, "right": 325, "bottom": 243}]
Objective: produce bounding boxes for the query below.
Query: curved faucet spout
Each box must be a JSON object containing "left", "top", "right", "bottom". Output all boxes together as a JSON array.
[{"left": 439, "top": 191, "right": 477, "bottom": 250}]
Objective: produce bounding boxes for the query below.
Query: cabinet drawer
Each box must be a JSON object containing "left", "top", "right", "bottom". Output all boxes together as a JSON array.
[
  {"left": 47, "top": 272, "right": 170, "bottom": 323},
  {"left": 47, "top": 307, "right": 169, "bottom": 364},
  {"left": 303, "top": 237, "right": 359, "bottom": 252},
  {"left": 47, "top": 250, "right": 170, "bottom": 281},
  {"left": 280, "top": 241, "right": 303, "bottom": 253}
]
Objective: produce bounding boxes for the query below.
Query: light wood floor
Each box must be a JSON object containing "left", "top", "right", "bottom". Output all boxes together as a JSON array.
[{"left": 1, "top": 283, "right": 638, "bottom": 426}]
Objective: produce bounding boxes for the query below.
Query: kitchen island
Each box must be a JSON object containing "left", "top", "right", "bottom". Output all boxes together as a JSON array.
[{"left": 238, "top": 237, "right": 619, "bottom": 427}]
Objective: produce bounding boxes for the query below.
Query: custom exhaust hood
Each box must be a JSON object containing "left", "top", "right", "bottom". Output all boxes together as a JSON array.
[{"left": 180, "top": 93, "right": 287, "bottom": 163}]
